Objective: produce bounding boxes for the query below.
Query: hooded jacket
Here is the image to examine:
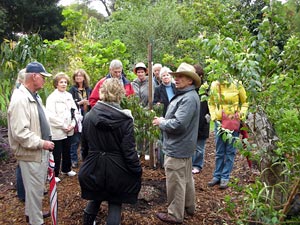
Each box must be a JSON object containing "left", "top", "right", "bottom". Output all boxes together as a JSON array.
[{"left": 78, "top": 101, "right": 142, "bottom": 203}]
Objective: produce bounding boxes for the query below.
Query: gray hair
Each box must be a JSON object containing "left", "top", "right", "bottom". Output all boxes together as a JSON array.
[
  {"left": 153, "top": 63, "right": 162, "bottom": 69},
  {"left": 109, "top": 59, "right": 123, "bottom": 69},
  {"left": 17, "top": 68, "right": 26, "bottom": 83},
  {"left": 159, "top": 66, "right": 172, "bottom": 79}
]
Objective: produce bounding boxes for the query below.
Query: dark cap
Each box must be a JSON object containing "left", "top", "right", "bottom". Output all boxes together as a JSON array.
[{"left": 25, "top": 62, "right": 51, "bottom": 77}]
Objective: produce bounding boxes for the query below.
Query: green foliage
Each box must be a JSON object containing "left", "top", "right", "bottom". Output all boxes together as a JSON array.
[
  {"left": 0, "top": 35, "right": 48, "bottom": 125},
  {"left": 0, "top": 0, "right": 65, "bottom": 41},
  {"left": 44, "top": 37, "right": 130, "bottom": 87},
  {"left": 62, "top": 8, "right": 88, "bottom": 37},
  {"left": 97, "top": 1, "right": 193, "bottom": 63},
  {"left": 65, "top": 3, "right": 105, "bottom": 20},
  {"left": 121, "top": 96, "right": 160, "bottom": 155}
]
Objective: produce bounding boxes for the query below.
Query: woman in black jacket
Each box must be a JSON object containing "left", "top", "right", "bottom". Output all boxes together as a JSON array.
[
  {"left": 78, "top": 78, "right": 142, "bottom": 225},
  {"left": 69, "top": 69, "right": 92, "bottom": 168},
  {"left": 192, "top": 64, "right": 210, "bottom": 174},
  {"left": 153, "top": 66, "right": 176, "bottom": 117}
]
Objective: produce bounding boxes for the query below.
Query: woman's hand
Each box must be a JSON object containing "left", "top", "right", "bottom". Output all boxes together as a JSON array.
[
  {"left": 64, "top": 125, "right": 74, "bottom": 133},
  {"left": 78, "top": 99, "right": 89, "bottom": 105}
]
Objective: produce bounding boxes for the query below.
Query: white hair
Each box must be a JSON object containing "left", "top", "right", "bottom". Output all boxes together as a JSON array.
[
  {"left": 159, "top": 66, "right": 172, "bottom": 79},
  {"left": 153, "top": 63, "right": 162, "bottom": 69}
]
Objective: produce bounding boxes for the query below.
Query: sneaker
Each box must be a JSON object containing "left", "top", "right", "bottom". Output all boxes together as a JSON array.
[
  {"left": 55, "top": 177, "right": 61, "bottom": 183},
  {"left": 192, "top": 167, "right": 201, "bottom": 174},
  {"left": 208, "top": 178, "right": 220, "bottom": 187},
  {"left": 62, "top": 170, "right": 76, "bottom": 176},
  {"left": 145, "top": 155, "right": 150, "bottom": 160},
  {"left": 72, "top": 162, "right": 78, "bottom": 168},
  {"left": 219, "top": 180, "right": 229, "bottom": 189}
]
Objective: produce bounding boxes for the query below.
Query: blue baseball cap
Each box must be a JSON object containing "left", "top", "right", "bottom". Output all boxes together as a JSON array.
[{"left": 25, "top": 62, "right": 51, "bottom": 77}]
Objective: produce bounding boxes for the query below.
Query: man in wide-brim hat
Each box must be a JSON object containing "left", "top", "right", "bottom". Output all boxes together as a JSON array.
[
  {"left": 169, "top": 62, "right": 201, "bottom": 88},
  {"left": 152, "top": 62, "right": 200, "bottom": 224}
]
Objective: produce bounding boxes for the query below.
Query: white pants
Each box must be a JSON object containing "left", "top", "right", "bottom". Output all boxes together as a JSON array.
[{"left": 19, "top": 151, "right": 49, "bottom": 225}]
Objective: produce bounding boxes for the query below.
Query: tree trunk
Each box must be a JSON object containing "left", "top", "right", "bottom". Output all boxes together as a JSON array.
[{"left": 246, "top": 110, "right": 286, "bottom": 206}]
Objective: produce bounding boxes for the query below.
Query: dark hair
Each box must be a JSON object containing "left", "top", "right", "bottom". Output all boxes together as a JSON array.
[{"left": 194, "top": 64, "right": 204, "bottom": 84}]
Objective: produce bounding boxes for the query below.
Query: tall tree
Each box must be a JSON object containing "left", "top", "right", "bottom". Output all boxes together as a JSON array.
[{"left": 0, "top": 0, "right": 65, "bottom": 41}]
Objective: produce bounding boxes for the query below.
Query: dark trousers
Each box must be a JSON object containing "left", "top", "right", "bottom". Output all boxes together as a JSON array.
[
  {"left": 53, "top": 137, "right": 72, "bottom": 177},
  {"left": 85, "top": 200, "right": 122, "bottom": 225},
  {"left": 16, "top": 164, "right": 25, "bottom": 201}
]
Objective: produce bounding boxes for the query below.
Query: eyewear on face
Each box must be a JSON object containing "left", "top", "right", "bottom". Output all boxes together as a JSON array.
[{"left": 35, "top": 73, "right": 45, "bottom": 80}]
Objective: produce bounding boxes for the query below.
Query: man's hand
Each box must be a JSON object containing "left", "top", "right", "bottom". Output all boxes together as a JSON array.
[
  {"left": 152, "top": 116, "right": 163, "bottom": 126},
  {"left": 43, "top": 140, "right": 55, "bottom": 151}
]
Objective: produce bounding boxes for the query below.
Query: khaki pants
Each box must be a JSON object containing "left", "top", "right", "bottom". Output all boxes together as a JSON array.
[
  {"left": 164, "top": 156, "right": 195, "bottom": 221},
  {"left": 19, "top": 151, "right": 48, "bottom": 225}
]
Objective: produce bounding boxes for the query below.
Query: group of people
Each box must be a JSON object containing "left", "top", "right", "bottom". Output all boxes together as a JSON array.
[{"left": 7, "top": 59, "right": 248, "bottom": 225}]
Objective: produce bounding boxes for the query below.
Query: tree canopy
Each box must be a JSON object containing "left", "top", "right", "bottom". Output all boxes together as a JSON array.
[{"left": 0, "top": 0, "right": 65, "bottom": 41}]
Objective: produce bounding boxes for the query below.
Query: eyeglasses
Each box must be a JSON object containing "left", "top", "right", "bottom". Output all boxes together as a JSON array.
[{"left": 34, "top": 73, "right": 45, "bottom": 80}]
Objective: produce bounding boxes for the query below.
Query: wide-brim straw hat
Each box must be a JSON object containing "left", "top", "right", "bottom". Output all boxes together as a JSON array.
[
  {"left": 133, "top": 62, "right": 148, "bottom": 74},
  {"left": 170, "top": 62, "right": 201, "bottom": 88}
]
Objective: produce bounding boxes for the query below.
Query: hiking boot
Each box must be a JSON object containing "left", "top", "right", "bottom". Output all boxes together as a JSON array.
[
  {"left": 219, "top": 180, "right": 229, "bottom": 189},
  {"left": 208, "top": 178, "right": 220, "bottom": 187},
  {"left": 156, "top": 212, "right": 182, "bottom": 224}
]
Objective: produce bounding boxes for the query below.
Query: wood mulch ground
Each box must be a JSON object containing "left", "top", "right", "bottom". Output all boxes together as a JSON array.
[{"left": 0, "top": 129, "right": 258, "bottom": 225}]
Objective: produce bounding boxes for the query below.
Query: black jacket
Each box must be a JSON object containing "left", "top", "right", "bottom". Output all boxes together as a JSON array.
[
  {"left": 153, "top": 83, "right": 176, "bottom": 116},
  {"left": 198, "top": 93, "right": 210, "bottom": 139},
  {"left": 78, "top": 101, "right": 142, "bottom": 204},
  {"left": 69, "top": 85, "right": 92, "bottom": 116}
]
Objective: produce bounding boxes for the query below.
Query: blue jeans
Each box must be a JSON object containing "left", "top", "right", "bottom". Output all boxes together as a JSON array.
[
  {"left": 213, "top": 122, "right": 239, "bottom": 181},
  {"left": 70, "top": 132, "right": 81, "bottom": 163},
  {"left": 192, "top": 138, "right": 207, "bottom": 170}
]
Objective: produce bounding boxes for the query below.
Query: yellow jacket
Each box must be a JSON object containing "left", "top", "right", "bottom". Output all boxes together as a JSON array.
[{"left": 208, "top": 80, "right": 248, "bottom": 121}]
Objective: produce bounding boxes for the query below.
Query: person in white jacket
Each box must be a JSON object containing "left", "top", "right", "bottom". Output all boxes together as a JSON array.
[{"left": 46, "top": 72, "right": 82, "bottom": 183}]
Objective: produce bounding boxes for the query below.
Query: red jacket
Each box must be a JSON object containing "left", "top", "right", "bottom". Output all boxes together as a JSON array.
[{"left": 89, "top": 75, "right": 135, "bottom": 107}]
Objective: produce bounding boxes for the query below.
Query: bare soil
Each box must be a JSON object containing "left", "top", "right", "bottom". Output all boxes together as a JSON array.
[{"left": 0, "top": 130, "right": 257, "bottom": 225}]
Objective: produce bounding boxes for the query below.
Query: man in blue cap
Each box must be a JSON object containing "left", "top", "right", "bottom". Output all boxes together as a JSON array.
[{"left": 8, "top": 62, "right": 55, "bottom": 225}]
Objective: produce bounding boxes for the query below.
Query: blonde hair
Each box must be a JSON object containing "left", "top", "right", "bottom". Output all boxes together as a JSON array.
[
  {"left": 53, "top": 72, "right": 70, "bottom": 88},
  {"left": 99, "top": 78, "right": 125, "bottom": 103}
]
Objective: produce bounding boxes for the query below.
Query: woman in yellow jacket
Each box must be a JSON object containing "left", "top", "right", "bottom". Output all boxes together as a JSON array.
[{"left": 208, "top": 78, "right": 248, "bottom": 189}]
